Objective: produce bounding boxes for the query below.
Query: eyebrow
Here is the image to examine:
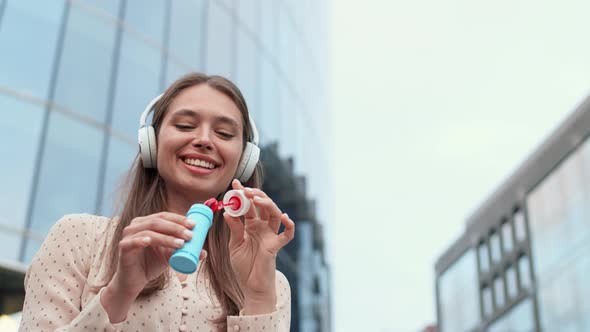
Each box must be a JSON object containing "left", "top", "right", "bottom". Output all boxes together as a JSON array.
[{"left": 170, "top": 109, "right": 241, "bottom": 129}]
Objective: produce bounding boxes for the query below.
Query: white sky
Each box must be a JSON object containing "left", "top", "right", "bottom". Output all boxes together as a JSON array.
[{"left": 330, "top": 0, "right": 590, "bottom": 331}]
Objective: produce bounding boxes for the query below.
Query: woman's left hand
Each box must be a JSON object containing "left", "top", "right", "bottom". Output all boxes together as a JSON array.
[{"left": 223, "top": 179, "right": 295, "bottom": 315}]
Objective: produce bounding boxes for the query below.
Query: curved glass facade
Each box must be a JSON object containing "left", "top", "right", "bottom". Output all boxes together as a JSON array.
[{"left": 0, "top": 0, "right": 330, "bottom": 329}]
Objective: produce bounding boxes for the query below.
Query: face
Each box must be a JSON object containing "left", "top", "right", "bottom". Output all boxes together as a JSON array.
[{"left": 157, "top": 84, "right": 245, "bottom": 202}]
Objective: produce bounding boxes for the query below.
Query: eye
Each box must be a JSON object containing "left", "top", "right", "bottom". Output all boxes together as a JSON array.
[
  {"left": 216, "top": 131, "right": 235, "bottom": 139},
  {"left": 174, "top": 124, "right": 194, "bottom": 130}
]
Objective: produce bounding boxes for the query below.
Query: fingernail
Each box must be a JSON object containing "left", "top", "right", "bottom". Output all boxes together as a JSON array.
[
  {"left": 284, "top": 213, "right": 289, "bottom": 218},
  {"left": 183, "top": 229, "right": 193, "bottom": 240},
  {"left": 186, "top": 218, "right": 195, "bottom": 227},
  {"left": 245, "top": 187, "right": 252, "bottom": 192},
  {"left": 174, "top": 238, "right": 185, "bottom": 248}
]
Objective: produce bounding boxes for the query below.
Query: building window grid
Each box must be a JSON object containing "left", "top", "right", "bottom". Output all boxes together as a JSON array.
[{"left": 476, "top": 205, "right": 540, "bottom": 328}]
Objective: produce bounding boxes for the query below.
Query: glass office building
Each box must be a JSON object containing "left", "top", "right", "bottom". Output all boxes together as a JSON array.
[
  {"left": 435, "top": 96, "right": 590, "bottom": 331},
  {"left": 0, "top": 1, "right": 331, "bottom": 331}
]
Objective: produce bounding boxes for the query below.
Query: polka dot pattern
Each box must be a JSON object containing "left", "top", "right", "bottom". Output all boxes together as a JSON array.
[{"left": 19, "top": 214, "right": 292, "bottom": 331}]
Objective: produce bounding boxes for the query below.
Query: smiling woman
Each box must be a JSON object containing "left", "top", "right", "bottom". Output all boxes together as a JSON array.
[{"left": 18, "top": 73, "right": 294, "bottom": 332}]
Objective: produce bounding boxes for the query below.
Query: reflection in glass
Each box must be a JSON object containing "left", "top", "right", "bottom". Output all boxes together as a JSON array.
[
  {"left": 0, "top": 96, "right": 44, "bottom": 232},
  {"left": 438, "top": 250, "right": 478, "bottom": 332}
]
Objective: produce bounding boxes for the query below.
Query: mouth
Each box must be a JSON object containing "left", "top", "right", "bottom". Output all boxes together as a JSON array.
[{"left": 182, "top": 157, "right": 219, "bottom": 170}]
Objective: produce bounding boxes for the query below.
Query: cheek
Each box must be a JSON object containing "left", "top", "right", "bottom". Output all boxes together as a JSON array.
[{"left": 224, "top": 144, "right": 245, "bottom": 168}]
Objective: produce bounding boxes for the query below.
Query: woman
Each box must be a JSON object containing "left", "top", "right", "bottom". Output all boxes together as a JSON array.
[{"left": 19, "top": 73, "right": 294, "bottom": 332}]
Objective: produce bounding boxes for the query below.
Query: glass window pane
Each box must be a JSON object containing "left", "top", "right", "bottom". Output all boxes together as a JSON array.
[
  {"left": 259, "top": 59, "right": 279, "bottom": 144},
  {"left": 0, "top": 1, "right": 64, "bottom": 98},
  {"left": 519, "top": 255, "right": 531, "bottom": 290},
  {"left": 28, "top": 112, "right": 103, "bottom": 249},
  {"left": 258, "top": 0, "right": 276, "bottom": 54},
  {"left": 23, "top": 239, "right": 43, "bottom": 263},
  {"left": 76, "top": 0, "right": 119, "bottom": 17},
  {"left": 124, "top": 0, "right": 166, "bottom": 44},
  {"left": 506, "top": 265, "right": 518, "bottom": 299},
  {"left": 165, "top": 62, "right": 193, "bottom": 88},
  {"left": 490, "top": 231, "right": 502, "bottom": 263},
  {"left": 236, "top": 0, "right": 258, "bottom": 33},
  {"left": 100, "top": 137, "right": 136, "bottom": 216},
  {"left": 488, "top": 299, "right": 534, "bottom": 332},
  {"left": 0, "top": 96, "right": 44, "bottom": 231},
  {"left": 167, "top": 0, "right": 205, "bottom": 71},
  {"left": 514, "top": 209, "right": 527, "bottom": 241},
  {"left": 502, "top": 220, "right": 513, "bottom": 253},
  {"left": 527, "top": 136, "right": 590, "bottom": 330},
  {"left": 53, "top": 2, "right": 118, "bottom": 123},
  {"left": 438, "top": 250, "right": 479, "bottom": 332},
  {"left": 483, "top": 286, "right": 493, "bottom": 318},
  {"left": 235, "top": 29, "right": 259, "bottom": 120},
  {"left": 205, "top": 4, "right": 233, "bottom": 78},
  {"left": 494, "top": 276, "right": 505, "bottom": 308},
  {"left": 111, "top": 32, "right": 162, "bottom": 138},
  {"left": 0, "top": 227, "right": 23, "bottom": 262},
  {"left": 478, "top": 241, "right": 489, "bottom": 272}
]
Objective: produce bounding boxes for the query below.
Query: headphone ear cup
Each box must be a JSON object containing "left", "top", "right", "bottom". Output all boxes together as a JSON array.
[
  {"left": 138, "top": 126, "right": 157, "bottom": 168},
  {"left": 236, "top": 142, "right": 260, "bottom": 182}
]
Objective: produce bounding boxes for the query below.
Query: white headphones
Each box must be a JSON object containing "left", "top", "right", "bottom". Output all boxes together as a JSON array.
[{"left": 138, "top": 94, "right": 260, "bottom": 183}]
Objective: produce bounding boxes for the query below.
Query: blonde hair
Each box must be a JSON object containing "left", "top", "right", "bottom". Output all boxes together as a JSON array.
[{"left": 97, "top": 73, "right": 263, "bottom": 330}]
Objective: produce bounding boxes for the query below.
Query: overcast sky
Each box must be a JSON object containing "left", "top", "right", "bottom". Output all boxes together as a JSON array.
[{"left": 330, "top": 0, "right": 590, "bottom": 330}]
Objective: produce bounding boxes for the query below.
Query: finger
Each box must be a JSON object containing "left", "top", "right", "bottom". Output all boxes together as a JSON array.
[
  {"left": 131, "top": 212, "right": 195, "bottom": 231},
  {"left": 118, "top": 236, "right": 152, "bottom": 252},
  {"left": 242, "top": 187, "right": 269, "bottom": 199},
  {"left": 130, "top": 230, "right": 186, "bottom": 250},
  {"left": 223, "top": 212, "right": 245, "bottom": 249},
  {"left": 276, "top": 214, "right": 295, "bottom": 249},
  {"left": 252, "top": 196, "right": 282, "bottom": 229},
  {"left": 232, "top": 179, "right": 245, "bottom": 190},
  {"left": 123, "top": 218, "right": 193, "bottom": 242}
]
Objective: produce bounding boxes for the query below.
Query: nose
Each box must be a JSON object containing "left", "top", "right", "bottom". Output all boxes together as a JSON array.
[{"left": 192, "top": 127, "right": 214, "bottom": 151}]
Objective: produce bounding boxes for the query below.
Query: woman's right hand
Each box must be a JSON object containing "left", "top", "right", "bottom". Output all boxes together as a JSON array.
[{"left": 101, "top": 212, "right": 201, "bottom": 323}]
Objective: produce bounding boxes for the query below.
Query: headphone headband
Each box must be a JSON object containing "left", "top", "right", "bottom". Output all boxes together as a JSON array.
[{"left": 139, "top": 93, "right": 259, "bottom": 145}]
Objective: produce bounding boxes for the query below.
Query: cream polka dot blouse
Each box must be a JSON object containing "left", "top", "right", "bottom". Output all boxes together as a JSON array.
[{"left": 19, "top": 214, "right": 291, "bottom": 332}]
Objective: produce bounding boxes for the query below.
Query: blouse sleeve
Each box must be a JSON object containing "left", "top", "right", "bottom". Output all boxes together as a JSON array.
[
  {"left": 226, "top": 271, "right": 292, "bottom": 332},
  {"left": 18, "top": 214, "right": 121, "bottom": 332}
]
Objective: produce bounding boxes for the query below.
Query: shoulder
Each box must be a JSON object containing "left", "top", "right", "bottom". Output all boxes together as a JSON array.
[
  {"left": 50, "top": 213, "right": 114, "bottom": 236},
  {"left": 275, "top": 270, "right": 291, "bottom": 296}
]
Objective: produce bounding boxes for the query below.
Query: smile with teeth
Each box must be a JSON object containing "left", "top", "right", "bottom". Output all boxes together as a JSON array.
[{"left": 182, "top": 158, "right": 217, "bottom": 170}]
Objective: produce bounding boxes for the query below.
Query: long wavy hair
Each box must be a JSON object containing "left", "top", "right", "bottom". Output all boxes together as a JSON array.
[{"left": 98, "top": 73, "right": 263, "bottom": 329}]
